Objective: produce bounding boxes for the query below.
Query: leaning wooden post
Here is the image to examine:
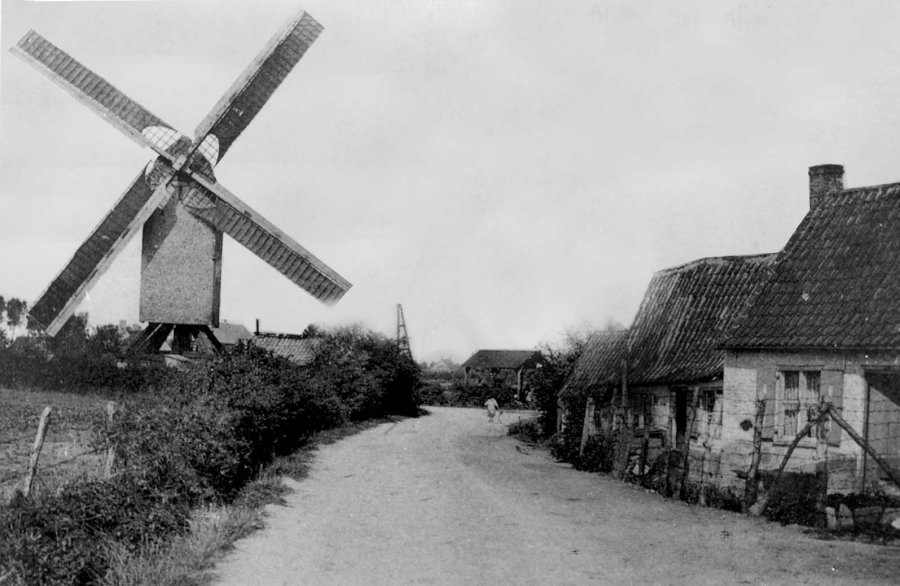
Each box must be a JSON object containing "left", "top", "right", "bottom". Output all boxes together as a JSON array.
[
  {"left": 679, "top": 387, "right": 700, "bottom": 500},
  {"left": 827, "top": 405, "right": 900, "bottom": 490},
  {"left": 749, "top": 407, "right": 828, "bottom": 516},
  {"left": 743, "top": 399, "right": 766, "bottom": 513},
  {"left": 104, "top": 401, "right": 118, "bottom": 478},
  {"left": 22, "top": 407, "right": 52, "bottom": 498}
]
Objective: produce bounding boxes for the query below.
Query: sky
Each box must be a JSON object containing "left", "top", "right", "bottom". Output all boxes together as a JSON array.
[{"left": 1, "top": 0, "right": 899, "bottom": 363}]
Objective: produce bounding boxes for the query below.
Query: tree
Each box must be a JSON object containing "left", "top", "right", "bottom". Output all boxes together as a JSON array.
[
  {"left": 531, "top": 325, "right": 594, "bottom": 438},
  {"left": 5, "top": 298, "right": 27, "bottom": 340}
]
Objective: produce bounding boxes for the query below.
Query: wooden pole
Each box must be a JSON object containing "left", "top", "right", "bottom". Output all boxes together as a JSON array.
[
  {"left": 679, "top": 387, "right": 700, "bottom": 500},
  {"left": 640, "top": 423, "right": 650, "bottom": 477},
  {"left": 104, "top": 401, "right": 118, "bottom": 478},
  {"left": 749, "top": 407, "right": 828, "bottom": 516},
  {"left": 22, "top": 407, "right": 52, "bottom": 498},
  {"left": 827, "top": 404, "right": 900, "bottom": 491},
  {"left": 743, "top": 399, "right": 766, "bottom": 513},
  {"left": 579, "top": 397, "right": 593, "bottom": 456}
]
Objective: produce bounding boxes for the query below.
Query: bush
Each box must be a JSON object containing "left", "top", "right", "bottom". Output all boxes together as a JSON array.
[
  {"left": 0, "top": 324, "right": 422, "bottom": 585},
  {"left": 507, "top": 417, "right": 542, "bottom": 443},
  {"left": 763, "top": 471, "right": 824, "bottom": 527},
  {"left": 0, "top": 478, "right": 188, "bottom": 586},
  {"left": 574, "top": 433, "right": 616, "bottom": 473}
]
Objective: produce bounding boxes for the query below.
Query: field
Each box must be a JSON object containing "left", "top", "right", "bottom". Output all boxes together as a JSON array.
[{"left": 0, "top": 388, "right": 111, "bottom": 502}]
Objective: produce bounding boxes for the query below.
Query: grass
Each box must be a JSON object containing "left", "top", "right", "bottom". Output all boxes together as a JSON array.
[
  {"left": 98, "top": 416, "right": 400, "bottom": 586},
  {"left": 0, "top": 388, "right": 120, "bottom": 502}
]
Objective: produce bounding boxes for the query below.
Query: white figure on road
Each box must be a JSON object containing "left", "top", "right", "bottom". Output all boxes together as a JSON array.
[{"left": 484, "top": 397, "right": 501, "bottom": 423}]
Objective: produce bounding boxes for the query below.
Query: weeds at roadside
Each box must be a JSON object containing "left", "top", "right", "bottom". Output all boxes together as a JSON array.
[{"left": 99, "top": 416, "right": 410, "bottom": 586}]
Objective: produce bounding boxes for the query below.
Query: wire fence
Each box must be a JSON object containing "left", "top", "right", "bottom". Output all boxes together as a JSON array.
[
  {"left": 577, "top": 394, "right": 900, "bottom": 530},
  {"left": 1, "top": 403, "right": 114, "bottom": 501}
]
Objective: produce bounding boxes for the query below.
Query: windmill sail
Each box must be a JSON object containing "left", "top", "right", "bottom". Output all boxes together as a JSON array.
[
  {"left": 11, "top": 30, "right": 181, "bottom": 160},
  {"left": 193, "top": 10, "right": 324, "bottom": 162},
  {"left": 29, "top": 176, "right": 172, "bottom": 336},
  {"left": 187, "top": 174, "right": 351, "bottom": 304}
]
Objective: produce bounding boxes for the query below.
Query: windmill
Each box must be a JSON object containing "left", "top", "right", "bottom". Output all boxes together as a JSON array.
[
  {"left": 11, "top": 9, "right": 351, "bottom": 353},
  {"left": 396, "top": 304, "right": 412, "bottom": 360}
]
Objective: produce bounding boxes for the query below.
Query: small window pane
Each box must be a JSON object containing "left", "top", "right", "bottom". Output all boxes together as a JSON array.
[{"left": 784, "top": 371, "right": 800, "bottom": 401}]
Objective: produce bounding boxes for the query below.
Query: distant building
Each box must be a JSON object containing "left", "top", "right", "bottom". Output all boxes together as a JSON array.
[
  {"left": 253, "top": 332, "right": 320, "bottom": 366},
  {"left": 461, "top": 349, "right": 544, "bottom": 402}
]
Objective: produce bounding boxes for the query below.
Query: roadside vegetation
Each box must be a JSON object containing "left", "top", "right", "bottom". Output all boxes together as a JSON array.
[{"left": 0, "top": 303, "right": 422, "bottom": 586}]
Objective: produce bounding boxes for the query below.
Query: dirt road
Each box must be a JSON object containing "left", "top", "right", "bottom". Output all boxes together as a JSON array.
[{"left": 214, "top": 407, "right": 900, "bottom": 585}]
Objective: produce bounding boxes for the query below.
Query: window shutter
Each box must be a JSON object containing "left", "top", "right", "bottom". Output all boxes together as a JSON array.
[
  {"left": 759, "top": 366, "right": 776, "bottom": 440},
  {"left": 822, "top": 369, "right": 844, "bottom": 446}
]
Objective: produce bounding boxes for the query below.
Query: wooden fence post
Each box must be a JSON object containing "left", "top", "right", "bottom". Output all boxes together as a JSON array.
[
  {"left": 743, "top": 399, "right": 766, "bottom": 513},
  {"left": 22, "top": 407, "right": 52, "bottom": 498},
  {"left": 749, "top": 407, "right": 828, "bottom": 516},
  {"left": 679, "top": 387, "right": 700, "bottom": 500},
  {"left": 104, "top": 401, "right": 119, "bottom": 478}
]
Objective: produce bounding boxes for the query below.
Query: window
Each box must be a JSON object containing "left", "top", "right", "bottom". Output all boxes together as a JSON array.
[{"left": 776, "top": 370, "right": 821, "bottom": 442}]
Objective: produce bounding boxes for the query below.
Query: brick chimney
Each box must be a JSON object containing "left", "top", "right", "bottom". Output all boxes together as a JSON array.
[{"left": 808, "top": 164, "right": 844, "bottom": 210}]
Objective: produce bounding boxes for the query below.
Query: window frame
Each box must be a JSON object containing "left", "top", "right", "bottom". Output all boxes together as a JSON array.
[{"left": 774, "top": 368, "right": 824, "bottom": 446}]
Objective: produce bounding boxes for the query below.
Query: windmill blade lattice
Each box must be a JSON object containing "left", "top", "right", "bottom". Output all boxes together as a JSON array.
[
  {"left": 193, "top": 11, "right": 324, "bottom": 164},
  {"left": 11, "top": 31, "right": 181, "bottom": 161},
  {"left": 12, "top": 8, "right": 351, "bottom": 341},
  {"left": 186, "top": 174, "right": 351, "bottom": 304},
  {"left": 29, "top": 177, "right": 172, "bottom": 335}
]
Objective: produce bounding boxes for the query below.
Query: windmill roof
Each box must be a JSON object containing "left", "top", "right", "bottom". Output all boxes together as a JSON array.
[
  {"left": 726, "top": 182, "right": 900, "bottom": 350},
  {"left": 253, "top": 332, "right": 320, "bottom": 365},
  {"left": 461, "top": 349, "right": 544, "bottom": 370},
  {"left": 559, "top": 330, "right": 628, "bottom": 400},
  {"left": 628, "top": 254, "right": 777, "bottom": 386}
]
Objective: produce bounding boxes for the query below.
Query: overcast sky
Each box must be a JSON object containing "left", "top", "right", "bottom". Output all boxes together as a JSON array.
[{"left": 1, "top": 0, "right": 899, "bottom": 362}]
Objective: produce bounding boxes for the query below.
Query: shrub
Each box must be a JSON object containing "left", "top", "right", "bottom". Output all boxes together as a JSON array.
[
  {"left": 0, "top": 323, "right": 422, "bottom": 585},
  {"left": 507, "top": 417, "right": 542, "bottom": 443},
  {"left": 763, "top": 471, "right": 824, "bottom": 527},
  {"left": 0, "top": 478, "right": 188, "bottom": 586},
  {"left": 574, "top": 433, "right": 616, "bottom": 473}
]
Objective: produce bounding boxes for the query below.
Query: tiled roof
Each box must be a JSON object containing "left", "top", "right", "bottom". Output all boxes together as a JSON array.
[
  {"left": 628, "top": 254, "right": 777, "bottom": 385},
  {"left": 558, "top": 330, "right": 628, "bottom": 399},
  {"left": 726, "top": 183, "right": 900, "bottom": 349},
  {"left": 253, "top": 332, "right": 319, "bottom": 365},
  {"left": 211, "top": 322, "right": 253, "bottom": 346},
  {"left": 461, "top": 350, "right": 543, "bottom": 370}
]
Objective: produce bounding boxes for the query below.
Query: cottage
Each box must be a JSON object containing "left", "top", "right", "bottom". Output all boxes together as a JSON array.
[
  {"left": 558, "top": 254, "right": 775, "bottom": 477},
  {"left": 253, "top": 331, "right": 320, "bottom": 366},
  {"left": 722, "top": 165, "right": 900, "bottom": 495},
  {"left": 557, "top": 330, "right": 627, "bottom": 436},
  {"left": 461, "top": 349, "right": 544, "bottom": 402},
  {"left": 624, "top": 254, "right": 776, "bottom": 453}
]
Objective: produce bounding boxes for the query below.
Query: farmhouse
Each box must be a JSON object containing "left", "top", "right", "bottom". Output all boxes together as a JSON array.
[
  {"left": 461, "top": 349, "right": 544, "bottom": 401},
  {"left": 721, "top": 164, "right": 900, "bottom": 495},
  {"left": 557, "top": 330, "right": 627, "bottom": 436}
]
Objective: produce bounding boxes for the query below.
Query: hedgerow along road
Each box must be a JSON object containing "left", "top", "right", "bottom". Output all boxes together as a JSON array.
[{"left": 214, "top": 406, "right": 900, "bottom": 585}]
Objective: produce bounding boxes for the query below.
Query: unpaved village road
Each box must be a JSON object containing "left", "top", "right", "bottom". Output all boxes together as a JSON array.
[{"left": 214, "top": 407, "right": 900, "bottom": 585}]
